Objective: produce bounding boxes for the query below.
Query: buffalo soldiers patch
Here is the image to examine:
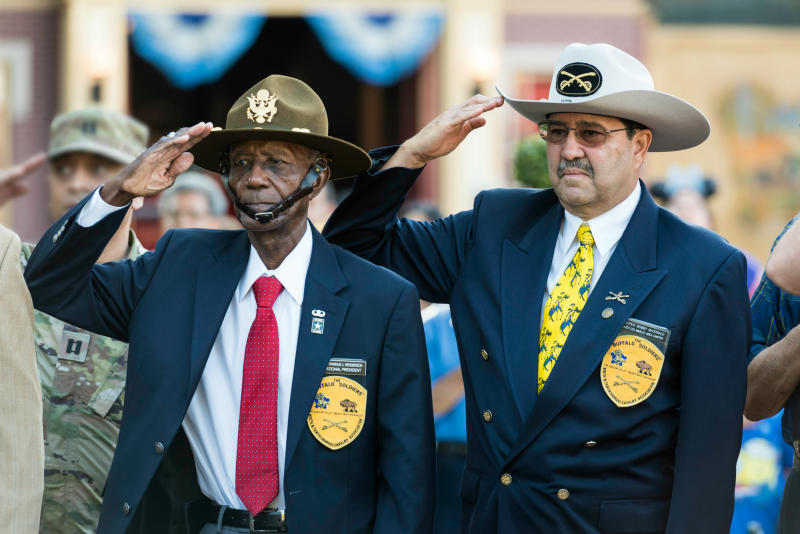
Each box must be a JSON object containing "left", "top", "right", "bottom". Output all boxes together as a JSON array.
[
  {"left": 308, "top": 376, "right": 367, "bottom": 450},
  {"left": 556, "top": 63, "right": 603, "bottom": 97},
  {"left": 600, "top": 319, "right": 670, "bottom": 408}
]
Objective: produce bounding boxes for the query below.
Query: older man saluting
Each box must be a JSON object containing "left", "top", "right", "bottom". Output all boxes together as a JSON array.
[
  {"left": 25, "top": 76, "right": 435, "bottom": 534},
  {"left": 325, "top": 43, "right": 751, "bottom": 533}
]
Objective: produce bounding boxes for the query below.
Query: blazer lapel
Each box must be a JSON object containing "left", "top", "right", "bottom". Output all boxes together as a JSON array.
[
  {"left": 188, "top": 232, "right": 250, "bottom": 399},
  {"left": 506, "top": 183, "right": 667, "bottom": 464},
  {"left": 284, "top": 228, "right": 349, "bottom": 472},
  {"left": 502, "top": 200, "right": 562, "bottom": 421}
]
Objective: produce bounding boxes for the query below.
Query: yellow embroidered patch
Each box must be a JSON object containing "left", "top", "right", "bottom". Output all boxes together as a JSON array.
[
  {"left": 307, "top": 376, "right": 367, "bottom": 450},
  {"left": 600, "top": 335, "right": 665, "bottom": 408}
]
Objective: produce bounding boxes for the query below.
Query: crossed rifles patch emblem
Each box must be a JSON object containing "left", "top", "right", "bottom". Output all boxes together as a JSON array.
[{"left": 556, "top": 63, "right": 603, "bottom": 97}]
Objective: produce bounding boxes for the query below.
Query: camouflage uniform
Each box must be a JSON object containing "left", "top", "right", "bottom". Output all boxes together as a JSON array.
[
  {"left": 21, "top": 234, "right": 147, "bottom": 534},
  {"left": 28, "top": 107, "right": 149, "bottom": 534}
]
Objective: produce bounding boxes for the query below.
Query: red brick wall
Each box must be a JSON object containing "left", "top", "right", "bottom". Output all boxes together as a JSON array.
[
  {"left": 0, "top": 8, "right": 60, "bottom": 243},
  {"left": 505, "top": 15, "right": 643, "bottom": 59}
]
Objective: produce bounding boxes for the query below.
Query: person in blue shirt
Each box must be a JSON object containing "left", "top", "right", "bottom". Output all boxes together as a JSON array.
[
  {"left": 732, "top": 413, "right": 794, "bottom": 534},
  {"left": 402, "top": 202, "right": 467, "bottom": 534},
  {"left": 745, "top": 213, "right": 800, "bottom": 534},
  {"left": 400, "top": 202, "right": 467, "bottom": 534}
]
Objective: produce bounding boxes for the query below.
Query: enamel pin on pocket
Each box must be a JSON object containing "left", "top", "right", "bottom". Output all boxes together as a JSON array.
[
  {"left": 600, "top": 319, "right": 670, "bottom": 408},
  {"left": 311, "top": 309, "right": 325, "bottom": 334}
]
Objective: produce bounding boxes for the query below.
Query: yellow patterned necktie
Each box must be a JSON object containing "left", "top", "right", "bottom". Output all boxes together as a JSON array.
[{"left": 538, "top": 224, "right": 595, "bottom": 394}]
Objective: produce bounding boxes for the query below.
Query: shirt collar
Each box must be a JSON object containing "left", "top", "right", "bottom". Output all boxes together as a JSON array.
[
  {"left": 559, "top": 183, "right": 642, "bottom": 259},
  {"left": 238, "top": 221, "right": 314, "bottom": 306}
]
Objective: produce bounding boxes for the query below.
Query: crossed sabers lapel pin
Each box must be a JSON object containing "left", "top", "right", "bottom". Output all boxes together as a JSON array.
[{"left": 605, "top": 291, "right": 630, "bottom": 304}]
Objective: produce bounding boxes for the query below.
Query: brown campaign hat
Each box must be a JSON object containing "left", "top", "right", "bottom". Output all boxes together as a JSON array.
[{"left": 190, "top": 75, "right": 371, "bottom": 180}]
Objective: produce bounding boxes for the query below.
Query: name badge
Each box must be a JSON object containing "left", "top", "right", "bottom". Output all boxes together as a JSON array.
[
  {"left": 57, "top": 331, "right": 91, "bottom": 363},
  {"left": 600, "top": 318, "right": 670, "bottom": 408},
  {"left": 325, "top": 358, "right": 366, "bottom": 377},
  {"left": 307, "top": 376, "right": 367, "bottom": 450}
]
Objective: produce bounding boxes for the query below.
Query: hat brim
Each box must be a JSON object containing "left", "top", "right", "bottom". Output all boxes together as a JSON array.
[
  {"left": 496, "top": 87, "right": 710, "bottom": 152},
  {"left": 48, "top": 142, "right": 138, "bottom": 166},
  {"left": 189, "top": 128, "right": 372, "bottom": 180}
]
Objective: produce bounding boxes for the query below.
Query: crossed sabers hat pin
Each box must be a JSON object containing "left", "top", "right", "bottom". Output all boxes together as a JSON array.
[{"left": 559, "top": 70, "right": 597, "bottom": 92}]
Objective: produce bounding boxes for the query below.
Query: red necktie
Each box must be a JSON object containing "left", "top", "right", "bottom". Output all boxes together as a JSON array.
[{"left": 236, "top": 275, "right": 283, "bottom": 515}]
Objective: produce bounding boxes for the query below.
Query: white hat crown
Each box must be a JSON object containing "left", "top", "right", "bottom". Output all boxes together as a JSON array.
[{"left": 549, "top": 43, "right": 654, "bottom": 103}]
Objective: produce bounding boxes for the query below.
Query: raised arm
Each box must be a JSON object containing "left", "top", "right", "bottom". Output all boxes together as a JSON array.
[
  {"left": 324, "top": 95, "right": 503, "bottom": 303},
  {"left": 25, "top": 122, "right": 212, "bottom": 340},
  {"left": 766, "top": 214, "right": 800, "bottom": 295}
]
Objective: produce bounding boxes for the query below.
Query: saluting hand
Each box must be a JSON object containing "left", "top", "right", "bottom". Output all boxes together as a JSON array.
[
  {"left": 0, "top": 152, "right": 46, "bottom": 208},
  {"left": 101, "top": 122, "right": 213, "bottom": 206},
  {"left": 384, "top": 94, "right": 504, "bottom": 171}
]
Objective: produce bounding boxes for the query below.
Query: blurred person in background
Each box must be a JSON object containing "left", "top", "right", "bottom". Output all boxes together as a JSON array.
[
  {"left": 12, "top": 108, "right": 150, "bottom": 534},
  {"left": 745, "top": 213, "right": 800, "bottom": 534},
  {"left": 158, "top": 170, "right": 229, "bottom": 231},
  {"left": 651, "top": 164, "right": 763, "bottom": 296},
  {"left": 401, "top": 201, "right": 466, "bottom": 534},
  {"left": 0, "top": 165, "right": 46, "bottom": 532}
]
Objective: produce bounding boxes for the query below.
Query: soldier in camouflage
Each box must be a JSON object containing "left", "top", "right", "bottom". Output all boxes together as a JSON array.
[{"left": 19, "top": 108, "right": 149, "bottom": 534}]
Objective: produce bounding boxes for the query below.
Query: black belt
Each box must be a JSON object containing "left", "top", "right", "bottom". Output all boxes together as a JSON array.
[
  {"left": 204, "top": 502, "right": 287, "bottom": 532},
  {"left": 437, "top": 441, "right": 467, "bottom": 457}
]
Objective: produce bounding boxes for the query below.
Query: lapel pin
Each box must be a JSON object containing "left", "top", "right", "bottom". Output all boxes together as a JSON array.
[
  {"left": 601, "top": 308, "right": 614, "bottom": 319},
  {"left": 311, "top": 310, "right": 325, "bottom": 334},
  {"left": 605, "top": 292, "right": 629, "bottom": 304}
]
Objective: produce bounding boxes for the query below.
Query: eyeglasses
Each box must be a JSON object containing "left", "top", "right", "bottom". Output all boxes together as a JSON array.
[{"left": 538, "top": 120, "right": 626, "bottom": 147}]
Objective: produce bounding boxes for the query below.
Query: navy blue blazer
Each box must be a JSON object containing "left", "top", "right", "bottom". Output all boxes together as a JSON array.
[
  {"left": 324, "top": 148, "right": 751, "bottom": 534},
  {"left": 24, "top": 192, "right": 436, "bottom": 534}
]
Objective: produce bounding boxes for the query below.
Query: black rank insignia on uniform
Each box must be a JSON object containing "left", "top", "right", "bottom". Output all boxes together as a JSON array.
[{"left": 556, "top": 63, "right": 603, "bottom": 97}]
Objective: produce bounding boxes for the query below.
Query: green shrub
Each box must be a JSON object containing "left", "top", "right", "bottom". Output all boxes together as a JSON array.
[{"left": 514, "top": 137, "right": 551, "bottom": 189}]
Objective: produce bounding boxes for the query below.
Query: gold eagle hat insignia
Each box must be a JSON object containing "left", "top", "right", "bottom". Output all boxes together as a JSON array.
[{"left": 246, "top": 89, "right": 279, "bottom": 124}]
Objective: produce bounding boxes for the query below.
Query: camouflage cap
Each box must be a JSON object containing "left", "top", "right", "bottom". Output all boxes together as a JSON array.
[{"left": 48, "top": 108, "right": 149, "bottom": 165}]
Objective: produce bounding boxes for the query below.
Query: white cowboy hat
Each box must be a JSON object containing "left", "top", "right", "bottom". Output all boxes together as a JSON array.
[{"left": 496, "top": 43, "right": 710, "bottom": 152}]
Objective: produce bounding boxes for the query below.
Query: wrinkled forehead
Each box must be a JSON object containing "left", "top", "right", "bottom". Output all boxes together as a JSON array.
[{"left": 229, "top": 139, "right": 312, "bottom": 161}]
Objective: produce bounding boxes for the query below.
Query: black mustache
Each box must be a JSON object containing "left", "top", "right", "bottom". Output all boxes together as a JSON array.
[{"left": 557, "top": 159, "right": 594, "bottom": 179}]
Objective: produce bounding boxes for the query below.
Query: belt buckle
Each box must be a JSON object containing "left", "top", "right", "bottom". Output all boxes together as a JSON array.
[{"left": 248, "top": 509, "right": 287, "bottom": 533}]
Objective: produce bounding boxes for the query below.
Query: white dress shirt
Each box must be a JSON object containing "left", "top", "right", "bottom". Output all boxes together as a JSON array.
[
  {"left": 77, "top": 187, "right": 313, "bottom": 510},
  {"left": 541, "top": 184, "right": 641, "bottom": 326}
]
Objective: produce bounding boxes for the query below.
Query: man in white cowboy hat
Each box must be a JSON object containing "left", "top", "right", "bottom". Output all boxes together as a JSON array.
[
  {"left": 324, "top": 43, "right": 751, "bottom": 533},
  {"left": 24, "top": 75, "right": 436, "bottom": 534}
]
